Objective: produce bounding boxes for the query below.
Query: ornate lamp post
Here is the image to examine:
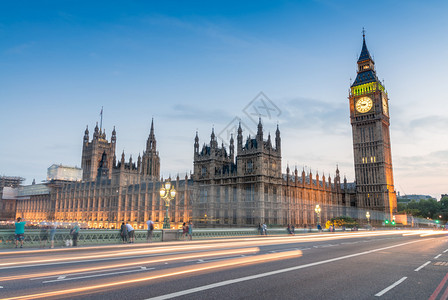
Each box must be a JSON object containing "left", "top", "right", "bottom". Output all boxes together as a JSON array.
[
  {"left": 366, "top": 211, "right": 370, "bottom": 227},
  {"left": 315, "top": 204, "right": 321, "bottom": 225},
  {"left": 160, "top": 180, "right": 176, "bottom": 229}
]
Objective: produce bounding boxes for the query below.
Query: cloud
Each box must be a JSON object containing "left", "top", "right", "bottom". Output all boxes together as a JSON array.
[{"left": 278, "top": 96, "right": 349, "bottom": 135}]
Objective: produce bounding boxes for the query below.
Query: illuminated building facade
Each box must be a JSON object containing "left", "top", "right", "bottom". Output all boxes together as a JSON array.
[
  {"left": 192, "top": 120, "right": 347, "bottom": 227},
  {"left": 13, "top": 34, "right": 395, "bottom": 228},
  {"left": 349, "top": 33, "right": 397, "bottom": 218}
]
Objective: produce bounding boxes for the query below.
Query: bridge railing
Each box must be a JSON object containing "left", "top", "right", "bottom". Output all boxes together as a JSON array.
[{"left": 0, "top": 227, "right": 319, "bottom": 248}]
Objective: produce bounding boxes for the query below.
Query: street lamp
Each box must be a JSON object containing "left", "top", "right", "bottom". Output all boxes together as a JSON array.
[
  {"left": 366, "top": 211, "right": 370, "bottom": 227},
  {"left": 160, "top": 180, "right": 176, "bottom": 229},
  {"left": 315, "top": 204, "right": 321, "bottom": 226}
]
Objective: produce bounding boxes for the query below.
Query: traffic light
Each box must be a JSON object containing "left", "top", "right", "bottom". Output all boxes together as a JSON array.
[
  {"left": 391, "top": 220, "right": 395, "bottom": 225},
  {"left": 385, "top": 220, "right": 389, "bottom": 224},
  {"left": 436, "top": 220, "right": 440, "bottom": 224}
]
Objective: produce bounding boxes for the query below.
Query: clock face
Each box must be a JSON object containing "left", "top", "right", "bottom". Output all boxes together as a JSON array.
[
  {"left": 382, "top": 95, "right": 388, "bottom": 116},
  {"left": 355, "top": 96, "right": 373, "bottom": 113}
]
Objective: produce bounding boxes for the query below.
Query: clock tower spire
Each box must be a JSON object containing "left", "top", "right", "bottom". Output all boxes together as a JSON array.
[{"left": 349, "top": 32, "right": 397, "bottom": 220}]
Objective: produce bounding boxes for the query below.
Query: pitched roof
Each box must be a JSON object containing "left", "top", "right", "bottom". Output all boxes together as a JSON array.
[
  {"left": 358, "top": 35, "right": 373, "bottom": 63},
  {"left": 351, "top": 69, "right": 379, "bottom": 87}
]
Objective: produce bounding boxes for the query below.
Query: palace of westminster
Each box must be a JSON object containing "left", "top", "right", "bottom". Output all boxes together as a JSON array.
[{"left": 0, "top": 35, "right": 397, "bottom": 229}]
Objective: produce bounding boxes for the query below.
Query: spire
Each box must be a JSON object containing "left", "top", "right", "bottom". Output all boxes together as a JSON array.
[
  {"left": 275, "top": 124, "right": 281, "bottom": 152},
  {"left": 146, "top": 119, "right": 156, "bottom": 152},
  {"left": 229, "top": 133, "right": 234, "bottom": 159},
  {"left": 358, "top": 29, "right": 373, "bottom": 63},
  {"left": 111, "top": 126, "right": 116, "bottom": 143},
  {"left": 194, "top": 131, "right": 199, "bottom": 154},
  {"left": 83, "top": 125, "right": 89, "bottom": 143},
  {"left": 210, "top": 128, "right": 218, "bottom": 148},
  {"left": 237, "top": 122, "right": 243, "bottom": 152},
  {"left": 149, "top": 118, "right": 154, "bottom": 138},
  {"left": 257, "top": 117, "right": 263, "bottom": 141},
  {"left": 93, "top": 122, "right": 99, "bottom": 139}
]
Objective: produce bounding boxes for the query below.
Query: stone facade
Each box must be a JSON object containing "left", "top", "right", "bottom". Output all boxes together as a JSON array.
[
  {"left": 349, "top": 33, "right": 397, "bottom": 219},
  {"left": 13, "top": 35, "right": 395, "bottom": 228}
]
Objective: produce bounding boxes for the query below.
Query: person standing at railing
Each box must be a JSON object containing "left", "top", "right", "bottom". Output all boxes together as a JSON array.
[
  {"left": 146, "top": 218, "right": 154, "bottom": 242},
  {"left": 126, "top": 222, "right": 135, "bottom": 243},
  {"left": 39, "top": 224, "right": 49, "bottom": 248},
  {"left": 70, "top": 223, "right": 80, "bottom": 247},
  {"left": 120, "top": 222, "right": 128, "bottom": 244},
  {"left": 14, "top": 217, "right": 26, "bottom": 248},
  {"left": 50, "top": 223, "right": 57, "bottom": 248},
  {"left": 188, "top": 221, "right": 193, "bottom": 240}
]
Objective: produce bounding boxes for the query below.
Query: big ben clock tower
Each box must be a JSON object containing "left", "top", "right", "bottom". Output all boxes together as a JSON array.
[{"left": 349, "top": 32, "right": 397, "bottom": 219}]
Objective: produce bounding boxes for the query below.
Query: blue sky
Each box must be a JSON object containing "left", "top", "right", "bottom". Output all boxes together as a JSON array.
[{"left": 1, "top": 0, "right": 447, "bottom": 198}]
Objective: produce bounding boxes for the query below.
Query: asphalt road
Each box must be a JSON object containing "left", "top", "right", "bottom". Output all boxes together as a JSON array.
[{"left": 1, "top": 230, "right": 447, "bottom": 300}]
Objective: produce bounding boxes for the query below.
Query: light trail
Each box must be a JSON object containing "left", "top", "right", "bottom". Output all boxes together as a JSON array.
[
  {"left": 0, "top": 230, "right": 422, "bottom": 257},
  {"left": 0, "top": 250, "right": 302, "bottom": 300},
  {"left": 0, "top": 230, "right": 429, "bottom": 268},
  {"left": 0, "top": 248, "right": 260, "bottom": 281}
]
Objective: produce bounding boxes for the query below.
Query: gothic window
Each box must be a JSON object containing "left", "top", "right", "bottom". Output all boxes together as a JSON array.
[
  {"left": 200, "top": 188, "right": 208, "bottom": 203},
  {"left": 247, "top": 160, "right": 253, "bottom": 173},
  {"left": 273, "top": 187, "right": 277, "bottom": 202},
  {"left": 246, "top": 185, "right": 255, "bottom": 202},
  {"left": 233, "top": 187, "right": 237, "bottom": 202},
  {"left": 201, "top": 166, "right": 207, "bottom": 176},
  {"left": 216, "top": 187, "right": 221, "bottom": 203}
]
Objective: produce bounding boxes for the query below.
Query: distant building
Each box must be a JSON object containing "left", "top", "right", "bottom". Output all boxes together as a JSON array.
[
  {"left": 0, "top": 176, "right": 25, "bottom": 221},
  {"left": 47, "top": 164, "right": 82, "bottom": 182},
  {"left": 397, "top": 194, "right": 435, "bottom": 203}
]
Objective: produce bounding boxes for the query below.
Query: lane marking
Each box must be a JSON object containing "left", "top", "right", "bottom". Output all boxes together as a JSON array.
[
  {"left": 197, "top": 255, "right": 248, "bottom": 264},
  {"left": 269, "top": 248, "right": 299, "bottom": 253},
  {"left": 435, "top": 254, "right": 442, "bottom": 259},
  {"left": 429, "top": 271, "right": 448, "bottom": 300},
  {"left": 374, "top": 277, "right": 407, "bottom": 297},
  {"left": 146, "top": 239, "right": 429, "bottom": 300},
  {"left": 30, "top": 266, "right": 148, "bottom": 280},
  {"left": 415, "top": 261, "right": 431, "bottom": 272},
  {"left": 443, "top": 249, "right": 448, "bottom": 253},
  {"left": 57, "top": 276, "right": 66, "bottom": 280},
  {"left": 42, "top": 268, "right": 155, "bottom": 283}
]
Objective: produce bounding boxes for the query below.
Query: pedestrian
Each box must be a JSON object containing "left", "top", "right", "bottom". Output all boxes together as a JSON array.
[
  {"left": 257, "top": 223, "right": 262, "bottom": 235},
  {"left": 146, "top": 218, "right": 154, "bottom": 242},
  {"left": 70, "top": 223, "right": 80, "bottom": 246},
  {"left": 50, "top": 223, "right": 57, "bottom": 248},
  {"left": 262, "top": 223, "right": 267, "bottom": 235},
  {"left": 182, "top": 222, "right": 188, "bottom": 240},
  {"left": 14, "top": 217, "right": 26, "bottom": 248},
  {"left": 126, "top": 222, "right": 135, "bottom": 243},
  {"left": 188, "top": 221, "right": 193, "bottom": 240},
  {"left": 291, "top": 225, "right": 295, "bottom": 235},
  {"left": 39, "top": 224, "right": 49, "bottom": 248},
  {"left": 120, "top": 222, "right": 128, "bottom": 244},
  {"left": 317, "top": 224, "right": 322, "bottom": 232},
  {"left": 287, "top": 224, "right": 292, "bottom": 235}
]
